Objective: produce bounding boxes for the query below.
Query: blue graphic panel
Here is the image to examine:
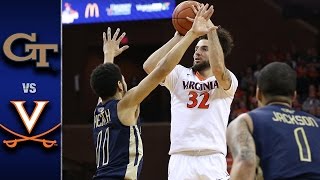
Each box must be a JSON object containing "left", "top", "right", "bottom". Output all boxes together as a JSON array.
[{"left": 0, "top": 1, "right": 61, "bottom": 179}]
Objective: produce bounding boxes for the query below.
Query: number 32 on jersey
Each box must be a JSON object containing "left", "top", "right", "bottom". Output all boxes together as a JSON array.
[{"left": 187, "top": 91, "right": 210, "bottom": 109}]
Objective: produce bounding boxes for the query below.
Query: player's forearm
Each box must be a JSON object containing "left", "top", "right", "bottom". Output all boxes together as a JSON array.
[
  {"left": 157, "top": 31, "right": 197, "bottom": 74},
  {"left": 207, "top": 30, "right": 225, "bottom": 75},
  {"left": 143, "top": 35, "right": 181, "bottom": 74},
  {"left": 207, "top": 30, "right": 232, "bottom": 89}
]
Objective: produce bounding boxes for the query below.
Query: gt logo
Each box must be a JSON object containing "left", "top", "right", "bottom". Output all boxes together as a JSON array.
[
  {"left": 3, "top": 33, "right": 58, "bottom": 68},
  {"left": 0, "top": 101, "right": 61, "bottom": 148}
]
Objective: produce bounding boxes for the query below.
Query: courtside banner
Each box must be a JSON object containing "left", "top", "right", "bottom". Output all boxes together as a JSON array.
[
  {"left": 0, "top": 1, "right": 61, "bottom": 180},
  {"left": 62, "top": 0, "right": 175, "bottom": 24}
]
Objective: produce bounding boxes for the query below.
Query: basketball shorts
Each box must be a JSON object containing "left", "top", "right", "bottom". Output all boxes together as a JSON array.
[{"left": 168, "top": 152, "right": 230, "bottom": 180}]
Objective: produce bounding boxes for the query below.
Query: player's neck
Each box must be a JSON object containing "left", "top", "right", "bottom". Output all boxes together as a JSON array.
[
  {"left": 264, "top": 96, "right": 292, "bottom": 107},
  {"left": 266, "top": 101, "right": 291, "bottom": 107},
  {"left": 195, "top": 68, "right": 212, "bottom": 79},
  {"left": 101, "top": 93, "right": 122, "bottom": 104}
]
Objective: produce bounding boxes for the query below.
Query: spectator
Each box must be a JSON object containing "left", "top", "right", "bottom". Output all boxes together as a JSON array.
[{"left": 302, "top": 84, "right": 320, "bottom": 116}]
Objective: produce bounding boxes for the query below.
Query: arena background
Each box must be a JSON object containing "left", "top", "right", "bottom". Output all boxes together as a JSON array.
[{"left": 63, "top": 0, "right": 320, "bottom": 179}]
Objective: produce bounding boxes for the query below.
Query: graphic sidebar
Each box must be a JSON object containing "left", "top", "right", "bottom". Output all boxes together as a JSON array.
[{"left": 0, "top": 0, "right": 61, "bottom": 179}]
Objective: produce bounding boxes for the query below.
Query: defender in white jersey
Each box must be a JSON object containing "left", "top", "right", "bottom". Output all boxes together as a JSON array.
[{"left": 143, "top": 4, "right": 237, "bottom": 180}]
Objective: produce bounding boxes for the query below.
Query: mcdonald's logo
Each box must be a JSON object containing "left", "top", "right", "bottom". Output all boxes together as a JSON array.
[{"left": 85, "top": 3, "right": 99, "bottom": 18}]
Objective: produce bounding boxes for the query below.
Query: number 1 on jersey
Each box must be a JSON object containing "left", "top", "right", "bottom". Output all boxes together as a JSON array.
[
  {"left": 187, "top": 91, "right": 210, "bottom": 109},
  {"left": 294, "top": 127, "right": 312, "bottom": 162}
]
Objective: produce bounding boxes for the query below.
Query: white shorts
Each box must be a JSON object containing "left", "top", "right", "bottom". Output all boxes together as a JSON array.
[{"left": 168, "top": 152, "right": 230, "bottom": 180}]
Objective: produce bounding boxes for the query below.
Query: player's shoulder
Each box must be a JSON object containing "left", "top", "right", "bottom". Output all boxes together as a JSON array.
[
  {"left": 247, "top": 106, "right": 272, "bottom": 119},
  {"left": 97, "top": 99, "right": 118, "bottom": 111},
  {"left": 175, "top": 64, "right": 189, "bottom": 71},
  {"left": 174, "top": 64, "right": 192, "bottom": 76},
  {"left": 296, "top": 109, "right": 320, "bottom": 120}
]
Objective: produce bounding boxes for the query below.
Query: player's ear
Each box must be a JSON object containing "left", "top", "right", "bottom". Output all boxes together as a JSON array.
[
  {"left": 117, "top": 81, "right": 124, "bottom": 92},
  {"left": 256, "top": 87, "right": 262, "bottom": 103},
  {"left": 292, "top": 91, "right": 297, "bottom": 102},
  {"left": 256, "top": 87, "right": 264, "bottom": 107}
]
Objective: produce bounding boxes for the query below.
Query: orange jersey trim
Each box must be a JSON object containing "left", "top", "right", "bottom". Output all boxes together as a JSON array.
[{"left": 195, "top": 71, "right": 206, "bottom": 81}]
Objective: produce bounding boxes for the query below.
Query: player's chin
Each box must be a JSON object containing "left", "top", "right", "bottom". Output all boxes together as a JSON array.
[
  {"left": 192, "top": 63, "right": 201, "bottom": 70},
  {"left": 193, "top": 60, "right": 201, "bottom": 65},
  {"left": 194, "top": 60, "right": 205, "bottom": 66},
  {"left": 192, "top": 61, "right": 209, "bottom": 71}
]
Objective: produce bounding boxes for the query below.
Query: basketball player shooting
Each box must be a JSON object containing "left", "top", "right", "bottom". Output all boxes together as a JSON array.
[
  {"left": 90, "top": 4, "right": 215, "bottom": 180},
  {"left": 143, "top": 3, "right": 237, "bottom": 180}
]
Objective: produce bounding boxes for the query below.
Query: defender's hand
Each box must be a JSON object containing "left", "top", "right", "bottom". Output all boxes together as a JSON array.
[{"left": 103, "top": 27, "right": 129, "bottom": 57}]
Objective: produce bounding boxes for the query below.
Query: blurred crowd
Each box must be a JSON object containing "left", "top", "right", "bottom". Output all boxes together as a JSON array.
[{"left": 230, "top": 46, "right": 320, "bottom": 121}]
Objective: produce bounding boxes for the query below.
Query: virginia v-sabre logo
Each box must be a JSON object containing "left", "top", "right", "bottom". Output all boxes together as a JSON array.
[
  {"left": 3, "top": 33, "right": 58, "bottom": 68},
  {"left": 0, "top": 101, "right": 61, "bottom": 148},
  {"left": 0, "top": 33, "right": 60, "bottom": 149}
]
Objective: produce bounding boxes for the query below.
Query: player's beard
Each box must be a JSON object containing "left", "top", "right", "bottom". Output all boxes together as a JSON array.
[{"left": 192, "top": 60, "right": 210, "bottom": 72}]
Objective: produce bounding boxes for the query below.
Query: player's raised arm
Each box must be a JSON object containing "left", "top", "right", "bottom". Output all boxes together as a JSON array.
[
  {"left": 206, "top": 21, "right": 232, "bottom": 90},
  {"left": 143, "top": 32, "right": 183, "bottom": 74},
  {"left": 118, "top": 4, "right": 214, "bottom": 125},
  {"left": 95, "top": 27, "right": 128, "bottom": 104},
  {"left": 191, "top": 4, "right": 232, "bottom": 90},
  {"left": 227, "top": 113, "right": 256, "bottom": 180},
  {"left": 103, "top": 27, "right": 129, "bottom": 64}
]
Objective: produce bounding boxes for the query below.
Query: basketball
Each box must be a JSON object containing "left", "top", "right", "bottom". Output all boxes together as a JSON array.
[{"left": 172, "top": 1, "right": 199, "bottom": 35}]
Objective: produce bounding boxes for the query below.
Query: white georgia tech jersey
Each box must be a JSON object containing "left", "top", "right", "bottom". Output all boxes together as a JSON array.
[{"left": 162, "top": 65, "right": 238, "bottom": 155}]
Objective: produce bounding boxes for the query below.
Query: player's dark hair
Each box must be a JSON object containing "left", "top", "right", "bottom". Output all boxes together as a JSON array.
[
  {"left": 258, "top": 62, "right": 296, "bottom": 98},
  {"left": 198, "top": 27, "right": 234, "bottom": 57},
  {"left": 90, "top": 63, "right": 122, "bottom": 100}
]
